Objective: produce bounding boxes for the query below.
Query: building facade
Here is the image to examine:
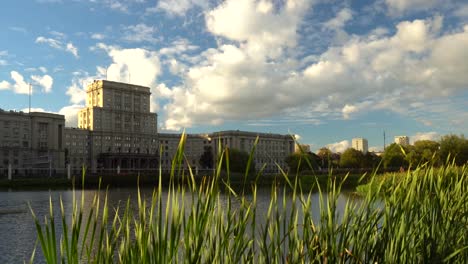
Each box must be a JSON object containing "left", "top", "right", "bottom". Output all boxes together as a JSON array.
[
  {"left": 76, "top": 80, "right": 159, "bottom": 172},
  {"left": 352, "top": 138, "right": 368, "bottom": 154},
  {"left": 0, "top": 110, "right": 65, "bottom": 176},
  {"left": 394, "top": 136, "right": 410, "bottom": 146},
  {"left": 210, "top": 130, "right": 295, "bottom": 173}
]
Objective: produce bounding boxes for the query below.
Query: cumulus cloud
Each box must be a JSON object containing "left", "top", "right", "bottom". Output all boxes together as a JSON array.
[
  {"left": 162, "top": 0, "right": 312, "bottom": 130},
  {"left": 21, "top": 107, "right": 49, "bottom": 113},
  {"left": 411, "top": 132, "right": 440, "bottom": 143},
  {"left": 0, "top": 80, "right": 10, "bottom": 90},
  {"left": 65, "top": 74, "right": 96, "bottom": 104},
  {"left": 326, "top": 140, "right": 350, "bottom": 153},
  {"left": 59, "top": 104, "right": 84, "bottom": 127},
  {"left": 36, "top": 36, "right": 79, "bottom": 58},
  {"left": 10, "top": 71, "right": 30, "bottom": 94},
  {"left": 31, "top": 74, "right": 53, "bottom": 93},
  {"left": 155, "top": 1, "right": 468, "bottom": 131},
  {"left": 65, "top": 44, "right": 161, "bottom": 112},
  {"left": 95, "top": 43, "right": 161, "bottom": 87}
]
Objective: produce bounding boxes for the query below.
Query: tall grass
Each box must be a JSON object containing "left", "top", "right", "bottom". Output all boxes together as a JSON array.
[{"left": 30, "top": 134, "right": 468, "bottom": 263}]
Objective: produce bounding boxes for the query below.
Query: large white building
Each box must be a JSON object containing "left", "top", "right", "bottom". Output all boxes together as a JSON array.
[
  {"left": 394, "top": 136, "right": 410, "bottom": 146},
  {"left": 352, "top": 138, "right": 368, "bottom": 154}
]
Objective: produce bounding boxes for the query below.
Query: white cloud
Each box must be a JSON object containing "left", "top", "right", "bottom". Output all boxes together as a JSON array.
[
  {"left": 36, "top": 36, "right": 62, "bottom": 49},
  {"left": 155, "top": 0, "right": 209, "bottom": 16},
  {"left": 324, "top": 7, "right": 353, "bottom": 30},
  {"left": 95, "top": 43, "right": 161, "bottom": 88},
  {"left": 145, "top": 2, "right": 466, "bottom": 131},
  {"left": 122, "top": 23, "right": 160, "bottom": 43},
  {"left": 31, "top": 74, "right": 54, "bottom": 93},
  {"left": 162, "top": 0, "right": 312, "bottom": 130},
  {"left": 159, "top": 38, "right": 199, "bottom": 56},
  {"left": 326, "top": 140, "right": 350, "bottom": 153},
  {"left": 59, "top": 104, "right": 84, "bottom": 127},
  {"left": 66, "top": 75, "right": 95, "bottom": 104},
  {"left": 36, "top": 36, "right": 79, "bottom": 58},
  {"left": 10, "top": 71, "right": 30, "bottom": 94},
  {"left": 21, "top": 107, "right": 49, "bottom": 113},
  {"left": 66, "top": 43, "right": 79, "bottom": 58},
  {"left": 91, "top": 33, "right": 106, "bottom": 40},
  {"left": 0, "top": 80, "right": 11, "bottom": 90},
  {"left": 411, "top": 132, "right": 440, "bottom": 143}
]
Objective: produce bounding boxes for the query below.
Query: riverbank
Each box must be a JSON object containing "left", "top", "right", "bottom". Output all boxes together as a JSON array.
[{"left": 0, "top": 171, "right": 368, "bottom": 191}]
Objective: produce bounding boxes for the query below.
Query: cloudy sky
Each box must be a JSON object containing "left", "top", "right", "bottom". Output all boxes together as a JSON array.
[{"left": 0, "top": 0, "right": 467, "bottom": 152}]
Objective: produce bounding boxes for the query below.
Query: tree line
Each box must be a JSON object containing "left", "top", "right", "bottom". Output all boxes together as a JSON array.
[{"left": 285, "top": 134, "right": 468, "bottom": 172}]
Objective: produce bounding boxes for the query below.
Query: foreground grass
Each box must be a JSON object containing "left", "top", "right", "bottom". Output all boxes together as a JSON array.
[{"left": 29, "top": 135, "right": 468, "bottom": 263}]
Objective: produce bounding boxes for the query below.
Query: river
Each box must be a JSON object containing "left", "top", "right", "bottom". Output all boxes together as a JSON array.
[{"left": 0, "top": 186, "right": 354, "bottom": 263}]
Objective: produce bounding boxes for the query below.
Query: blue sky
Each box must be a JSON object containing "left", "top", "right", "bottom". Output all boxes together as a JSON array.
[{"left": 0, "top": 0, "right": 467, "bottom": 152}]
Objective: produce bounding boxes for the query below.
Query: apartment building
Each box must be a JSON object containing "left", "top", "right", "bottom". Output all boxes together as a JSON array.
[
  {"left": 0, "top": 110, "right": 65, "bottom": 176},
  {"left": 210, "top": 130, "right": 295, "bottom": 173},
  {"left": 158, "top": 133, "right": 211, "bottom": 170},
  {"left": 394, "top": 136, "right": 410, "bottom": 146},
  {"left": 352, "top": 138, "right": 368, "bottom": 154}
]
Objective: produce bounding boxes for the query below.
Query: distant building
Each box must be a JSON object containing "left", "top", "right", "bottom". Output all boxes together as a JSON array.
[
  {"left": 352, "top": 138, "right": 368, "bottom": 154},
  {"left": 294, "top": 144, "right": 311, "bottom": 153},
  {"left": 210, "top": 130, "right": 295, "bottom": 173},
  {"left": 394, "top": 136, "right": 410, "bottom": 146},
  {"left": 157, "top": 133, "right": 211, "bottom": 170},
  {"left": 0, "top": 110, "right": 65, "bottom": 176}
]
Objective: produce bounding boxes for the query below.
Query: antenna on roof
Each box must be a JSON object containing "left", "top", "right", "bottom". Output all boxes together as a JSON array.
[
  {"left": 383, "top": 130, "right": 386, "bottom": 151},
  {"left": 29, "top": 83, "right": 32, "bottom": 114}
]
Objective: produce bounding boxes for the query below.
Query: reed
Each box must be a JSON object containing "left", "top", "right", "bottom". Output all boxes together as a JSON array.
[{"left": 30, "top": 134, "right": 468, "bottom": 263}]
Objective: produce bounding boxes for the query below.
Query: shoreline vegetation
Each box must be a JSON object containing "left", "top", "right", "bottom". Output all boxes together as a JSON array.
[{"left": 26, "top": 134, "right": 468, "bottom": 263}]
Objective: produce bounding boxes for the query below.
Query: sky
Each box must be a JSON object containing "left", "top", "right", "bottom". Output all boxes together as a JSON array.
[{"left": 0, "top": 0, "right": 467, "bottom": 153}]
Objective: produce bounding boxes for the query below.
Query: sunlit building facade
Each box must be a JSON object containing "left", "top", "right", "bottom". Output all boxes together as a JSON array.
[{"left": 352, "top": 138, "right": 368, "bottom": 154}]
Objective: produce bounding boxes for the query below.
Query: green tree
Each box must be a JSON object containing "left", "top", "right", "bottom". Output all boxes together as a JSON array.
[
  {"left": 317, "top": 147, "right": 332, "bottom": 168},
  {"left": 412, "top": 140, "right": 440, "bottom": 165},
  {"left": 223, "top": 148, "right": 255, "bottom": 174},
  {"left": 340, "top": 148, "right": 364, "bottom": 168},
  {"left": 439, "top": 134, "right": 468, "bottom": 165},
  {"left": 285, "top": 152, "right": 319, "bottom": 172},
  {"left": 361, "top": 152, "right": 382, "bottom": 168},
  {"left": 199, "top": 146, "right": 214, "bottom": 169},
  {"left": 383, "top": 143, "right": 408, "bottom": 169}
]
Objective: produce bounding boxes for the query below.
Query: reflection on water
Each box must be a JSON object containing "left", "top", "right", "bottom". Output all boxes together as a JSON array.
[{"left": 0, "top": 187, "right": 357, "bottom": 263}]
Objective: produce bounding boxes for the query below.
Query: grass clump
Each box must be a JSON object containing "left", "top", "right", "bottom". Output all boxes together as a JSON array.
[{"left": 30, "top": 134, "right": 468, "bottom": 263}]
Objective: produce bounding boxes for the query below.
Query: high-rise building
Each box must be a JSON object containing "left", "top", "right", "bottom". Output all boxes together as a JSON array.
[
  {"left": 394, "top": 136, "right": 410, "bottom": 146},
  {"left": 73, "top": 80, "right": 159, "bottom": 172},
  {"left": 352, "top": 138, "right": 368, "bottom": 154}
]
